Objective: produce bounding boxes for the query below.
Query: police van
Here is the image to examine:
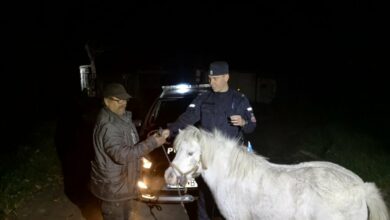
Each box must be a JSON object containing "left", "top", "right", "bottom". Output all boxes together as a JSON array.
[{"left": 137, "top": 84, "right": 211, "bottom": 203}]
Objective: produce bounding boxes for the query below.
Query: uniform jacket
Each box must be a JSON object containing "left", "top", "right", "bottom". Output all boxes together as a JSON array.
[
  {"left": 90, "top": 107, "right": 159, "bottom": 201},
  {"left": 168, "top": 88, "right": 256, "bottom": 140}
]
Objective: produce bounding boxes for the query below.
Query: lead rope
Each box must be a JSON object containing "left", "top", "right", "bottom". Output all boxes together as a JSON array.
[
  {"left": 161, "top": 144, "right": 189, "bottom": 217},
  {"left": 147, "top": 203, "right": 161, "bottom": 220},
  {"left": 146, "top": 142, "right": 188, "bottom": 219}
]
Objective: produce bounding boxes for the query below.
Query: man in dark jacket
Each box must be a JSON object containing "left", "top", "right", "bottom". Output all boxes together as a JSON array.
[
  {"left": 90, "top": 83, "right": 169, "bottom": 220},
  {"left": 167, "top": 61, "right": 257, "bottom": 220}
]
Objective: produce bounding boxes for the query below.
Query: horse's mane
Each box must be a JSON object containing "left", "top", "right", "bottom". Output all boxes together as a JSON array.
[{"left": 175, "top": 125, "right": 268, "bottom": 179}]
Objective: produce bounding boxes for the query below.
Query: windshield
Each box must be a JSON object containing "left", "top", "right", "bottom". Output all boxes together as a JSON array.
[{"left": 153, "top": 97, "right": 193, "bottom": 125}]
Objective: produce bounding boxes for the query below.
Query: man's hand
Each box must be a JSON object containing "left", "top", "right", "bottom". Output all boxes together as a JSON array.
[
  {"left": 153, "top": 129, "right": 170, "bottom": 146},
  {"left": 230, "top": 115, "right": 247, "bottom": 127},
  {"left": 159, "top": 128, "right": 170, "bottom": 138},
  {"left": 162, "top": 129, "right": 171, "bottom": 139}
]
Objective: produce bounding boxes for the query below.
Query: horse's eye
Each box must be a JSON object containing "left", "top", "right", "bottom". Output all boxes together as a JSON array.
[{"left": 188, "top": 152, "right": 193, "bottom": 156}]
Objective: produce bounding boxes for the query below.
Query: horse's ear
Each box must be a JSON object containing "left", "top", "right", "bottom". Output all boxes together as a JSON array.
[{"left": 178, "top": 128, "right": 182, "bottom": 133}]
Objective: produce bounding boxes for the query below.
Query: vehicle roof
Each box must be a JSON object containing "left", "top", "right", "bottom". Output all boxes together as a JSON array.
[{"left": 159, "top": 84, "right": 210, "bottom": 98}]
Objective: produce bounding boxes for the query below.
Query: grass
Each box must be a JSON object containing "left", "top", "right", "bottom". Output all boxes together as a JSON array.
[
  {"left": 298, "top": 122, "right": 390, "bottom": 206},
  {"left": 0, "top": 121, "right": 62, "bottom": 219}
]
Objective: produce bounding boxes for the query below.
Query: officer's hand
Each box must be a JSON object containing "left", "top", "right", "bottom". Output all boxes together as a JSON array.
[{"left": 230, "top": 115, "right": 247, "bottom": 127}]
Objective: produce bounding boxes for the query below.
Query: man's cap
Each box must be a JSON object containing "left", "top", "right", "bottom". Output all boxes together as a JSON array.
[
  {"left": 103, "top": 83, "right": 132, "bottom": 100},
  {"left": 209, "top": 61, "right": 229, "bottom": 76}
]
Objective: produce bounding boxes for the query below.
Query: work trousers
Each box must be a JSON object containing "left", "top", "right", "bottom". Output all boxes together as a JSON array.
[{"left": 101, "top": 199, "right": 133, "bottom": 220}]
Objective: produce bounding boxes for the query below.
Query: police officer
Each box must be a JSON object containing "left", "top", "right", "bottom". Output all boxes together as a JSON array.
[{"left": 167, "top": 61, "right": 257, "bottom": 220}]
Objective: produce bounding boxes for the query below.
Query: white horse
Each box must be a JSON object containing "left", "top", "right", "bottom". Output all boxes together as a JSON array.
[{"left": 164, "top": 125, "right": 389, "bottom": 220}]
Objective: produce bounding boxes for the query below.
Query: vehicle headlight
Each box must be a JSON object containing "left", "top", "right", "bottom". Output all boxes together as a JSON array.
[
  {"left": 137, "top": 180, "right": 148, "bottom": 189},
  {"left": 142, "top": 157, "right": 152, "bottom": 169}
]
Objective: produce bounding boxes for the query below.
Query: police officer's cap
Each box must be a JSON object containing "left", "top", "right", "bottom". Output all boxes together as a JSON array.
[{"left": 209, "top": 61, "right": 229, "bottom": 76}]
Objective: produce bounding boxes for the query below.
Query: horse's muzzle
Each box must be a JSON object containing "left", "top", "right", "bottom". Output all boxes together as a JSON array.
[
  {"left": 164, "top": 166, "right": 189, "bottom": 186},
  {"left": 177, "top": 175, "right": 187, "bottom": 186},
  {"left": 164, "top": 167, "right": 177, "bottom": 185}
]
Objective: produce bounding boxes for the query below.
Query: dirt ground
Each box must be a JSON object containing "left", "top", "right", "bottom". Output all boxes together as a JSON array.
[
  {"left": 6, "top": 181, "right": 190, "bottom": 220},
  {"left": 6, "top": 183, "right": 86, "bottom": 220}
]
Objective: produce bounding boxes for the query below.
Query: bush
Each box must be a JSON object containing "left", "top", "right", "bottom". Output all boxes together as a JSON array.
[
  {"left": 0, "top": 121, "right": 62, "bottom": 218},
  {"left": 298, "top": 122, "right": 390, "bottom": 206}
]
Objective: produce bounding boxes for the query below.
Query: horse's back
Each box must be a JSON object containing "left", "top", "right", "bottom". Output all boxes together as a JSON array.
[
  {"left": 264, "top": 160, "right": 370, "bottom": 219},
  {"left": 275, "top": 160, "right": 364, "bottom": 184},
  {"left": 279, "top": 161, "right": 364, "bottom": 199}
]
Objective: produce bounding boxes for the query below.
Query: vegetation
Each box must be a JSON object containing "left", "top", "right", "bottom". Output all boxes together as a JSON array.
[
  {"left": 298, "top": 122, "right": 390, "bottom": 206},
  {"left": 0, "top": 121, "right": 62, "bottom": 219}
]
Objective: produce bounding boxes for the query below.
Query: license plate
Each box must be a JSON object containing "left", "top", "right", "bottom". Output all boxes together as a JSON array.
[{"left": 167, "top": 178, "right": 198, "bottom": 188}]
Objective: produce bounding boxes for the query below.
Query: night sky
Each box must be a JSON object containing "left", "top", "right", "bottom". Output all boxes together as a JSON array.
[{"left": 2, "top": 1, "right": 388, "bottom": 144}]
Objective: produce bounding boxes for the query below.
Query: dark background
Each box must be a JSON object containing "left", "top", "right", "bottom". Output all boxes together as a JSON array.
[{"left": 2, "top": 1, "right": 388, "bottom": 152}]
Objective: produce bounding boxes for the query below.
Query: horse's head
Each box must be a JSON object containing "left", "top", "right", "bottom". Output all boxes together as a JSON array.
[{"left": 164, "top": 125, "right": 205, "bottom": 186}]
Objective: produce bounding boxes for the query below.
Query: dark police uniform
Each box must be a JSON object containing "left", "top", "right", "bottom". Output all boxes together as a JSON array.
[
  {"left": 168, "top": 88, "right": 256, "bottom": 141},
  {"left": 167, "top": 87, "right": 257, "bottom": 220}
]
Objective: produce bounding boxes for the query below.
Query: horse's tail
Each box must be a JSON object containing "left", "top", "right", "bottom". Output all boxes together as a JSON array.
[{"left": 364, "top": 183, "right": 389, "bottom": 220}]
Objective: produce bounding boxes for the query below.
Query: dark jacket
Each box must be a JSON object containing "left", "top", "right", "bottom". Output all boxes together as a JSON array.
[
  {"left": 90, "top": 107, "right": 159, "bottom": 201},
  {"left": 168, "top": 88, "right": 257, "bottom": 140}
]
